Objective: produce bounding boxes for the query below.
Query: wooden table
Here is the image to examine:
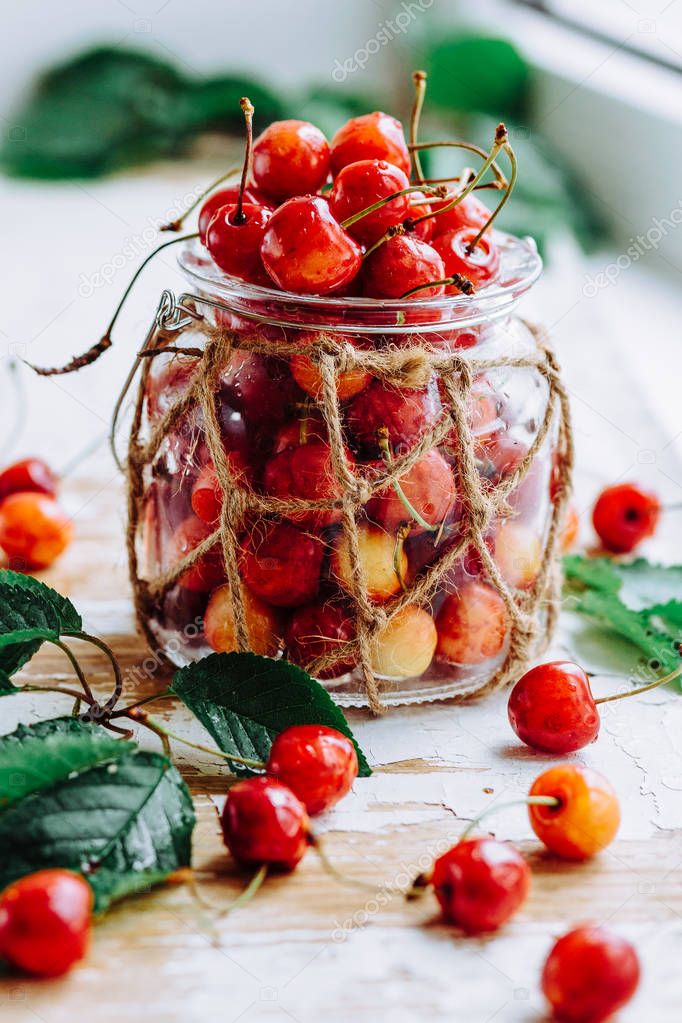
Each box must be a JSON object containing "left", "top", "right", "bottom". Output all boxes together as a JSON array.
[{"left": 1, "top": 162, "right": 681, "bottom": 1022}]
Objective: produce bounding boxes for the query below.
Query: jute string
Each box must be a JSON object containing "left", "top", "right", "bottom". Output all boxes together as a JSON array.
[{"left": 126, "top": 314, "right": 573, "bottom": 714}]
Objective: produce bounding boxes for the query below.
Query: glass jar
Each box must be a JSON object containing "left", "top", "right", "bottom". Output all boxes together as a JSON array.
[{"left": 132, "top": 230, "right": 568, "bottom": 707}]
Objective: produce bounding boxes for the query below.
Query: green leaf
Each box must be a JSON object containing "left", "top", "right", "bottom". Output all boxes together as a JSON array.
[
  {"left": 0, "top": 570, "right": 82, "bottom": 684},
  {"left": 563, "top": 555, "right": 622, "bottom": 596},
  {"left": 171, "top": 652, "right": 371, "bottom": 777},
  {"left": 0, "top": 717, "right": 133, "bottom": 810},
  {"left": 0, "top": 750, "right": 195, "bottom": 912},
  {"left": 564, "top": 555, "right": 682, "bottom": 610}
]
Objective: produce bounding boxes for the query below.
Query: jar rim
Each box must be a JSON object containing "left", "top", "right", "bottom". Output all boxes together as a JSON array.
[{"left": 177, "top": 231, "right": 542, "bottom": 334}]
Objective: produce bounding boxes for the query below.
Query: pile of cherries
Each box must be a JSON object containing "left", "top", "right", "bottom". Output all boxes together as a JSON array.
[{"left": 0, "top": 457, "right": 71, "bottom": 571}]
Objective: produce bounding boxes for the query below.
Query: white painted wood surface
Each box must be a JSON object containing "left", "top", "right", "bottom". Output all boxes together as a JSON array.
[{"left": 0, "top": 160, "right": 681, "bottom": 1022}]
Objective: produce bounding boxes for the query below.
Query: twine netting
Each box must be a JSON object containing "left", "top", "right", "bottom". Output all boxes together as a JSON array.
[{"left": 126, "top": 306, "right": 573, "bottom": 714}]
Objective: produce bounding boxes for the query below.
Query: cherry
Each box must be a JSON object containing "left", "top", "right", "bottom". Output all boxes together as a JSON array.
[
  {"left": 0, "top": 458, "right": 58, "bottom": 502},
  {"left": 0, "top": 869, "right": 92, "bottom": 977},
  {"left": 560, "top": 504, "right": 580, "bottom": 552},
  {"left": 267, "top": 725, "right": 359, "bottom": 815},
  {"left": 433, "top": 227, "right": 500, "bottom": 289},
  {"left": 204, "top": 582, "right": 281, "bottom": 656},
  {"left": 371, "top": 604, "right": 437, "bottom": 678},
  {"left": 191, "top": 457, "right": 250, "bottom": 526},
  {"left": 346, "top": 378, "right": 441, "bottom": 457},
  {"left": 478, "top": 430, "right": 528, "bottom": 480},
  {"left": 529, "top": 764, "right": 620, "bottom": 861},
  {"left": 0, "top": 492, "right": 73, "bottom": 570},
  {"left": 170, "top": 516, "right": 224, "bottom": 592},
  {"left": 260, "top": 195, "right": 362, "bottom": 295},
  {"left": 330, "top": 111, "right": 410, "bottom": 177},
  {"left": 197, "top": 183, "right": 268, "bottom": 243},
  {"left": 284, "top": 599, "right": 356, "bottom": 678},
  {"left": 592, "top": 482, "right": 660, "bottom": 553},
  {"left": 363, "top": 234, "right": 445, "bottom": 299},
  {"left": 431, "top": 837, "right": 530, "bottom": 935},
  {"left": 435, "top": 580, "right": 508, "bottom": 665},
  {"left": 494, "top": 520, "right": 542, "bottom": 590},
  {"left": 508, "top": 661, "right": 599, "bottom": 754},
  {"left": 252, "top": 120, "right": 330, "bottom": 201},
  {"left": 331, "top": 522, "right": 407, "bottom": 602},
  {"left": 289, "top": 332, "right": 371, "bottom": 402},
  {"left": 367, "top": 448, "right": 458, "bottom": 535},
  {"left": 263, "top": 439, "right": 353, "bottom": 529},
  {"left": 219, "top": 351, "right": 300, "bottom": 433},
  {"left": 239, "top": 521, "right": 325, "bottom": 607},
  {"left": 406, "top": 190, "right": 435, "bottom": 241},
  {"left": 221, "top": 776, "right": 310, "bottom": 871},
  {"left": 205, "top": 202, "right": 272, "bottom": 284},
  {"left": 145, "top": 354, "right": 199, "bottom": 421},
  {"left": 542, "top": 924, "right": 640, "bottom": 1023},
  {"left": 430, "top": 193, "right": 491, "bottom": 238},
  {"left": 329, "top": 159, "right": 410, "bottom": 246},
  {"left": 273, "top": 409, "right": 328, "bottom": 454}
]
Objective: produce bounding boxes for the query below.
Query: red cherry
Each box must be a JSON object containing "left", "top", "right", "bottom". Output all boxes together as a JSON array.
[
  {"left": 0, "top": 458, "right": 58, "bottom": 502},
  {"left": 346, "top": 378, "right": 441, "bottom": 457},
  {"left": 432, "top": 837, "right": 530, "bottom": 934},
  {"left": 0, "top": 869, "right": 92, "bottom": 977},
  {"left": 508, "top": 661, "right": 600, "bottom": 754},
  {"left": 284, "top": 599, "right": 357, "bottom": 679},
  {"left": 363, "top": 235, "right": 445, "bottom": 299},
  {"left": 197, "top": 184, "right": 268, "bottom": 243},
  {"left": 406, "top": 190, "right": 435, "bottom": 241},
  {"left": 191, "top": 457, "right": 249, "bottom": 526},
  {"left": 221, "top": 776, "right": 310, "bottom": 871},
  {"left": 267, "top": 725, "right": 359, "bottom": 815},
  {"left": 205, "top": 202, "right": 272, "bottom": 284},
  {"left": 252, "top": 120, "right": 330, "bottom": 201},
  {"left": 170, "top": 516, "right": 224, "bottom": 592},
  {"left": 330, "top": 111, "right": 410, "bottom": 177},
  {"left": 329, "top": 159, "right": 410, "bottom": 246},
  {"left": 592, "top": 482, "right": 660, "bottom": 553},
  {"left": 542, "top": 924, "right": 640, "bottom": 1023},
  {"left": 220, "top": 351, "right": 300, "bottom": 433},
  {"left": 367, "top": 448, "right": 457, "bottom": 535},
  {"left": 263, "top": 439, "right": 353, "bottom": 528},
  {"left": 433, "top": 227, "right": 500, "bottom": 288},
  {"left": 239, "top": 521, "right": 324, "bottom": 607},
  {"left": 145, "top": 354, "right": 199, "bottom": 421},
  {"left": 430, "top": 193, "right": 491, "bottom": 238},
  {"left": 261, "top": 196, "right": 362, "bottom": 295},
  {"left": 273, "top": 409, "right": 328, "bottom": 454},
  {"left": 0, "top": 492, "right": 73, "bottom": 570}
]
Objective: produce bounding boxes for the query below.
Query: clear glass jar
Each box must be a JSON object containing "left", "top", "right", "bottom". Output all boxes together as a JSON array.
[{"left": 135, "top": 231, "right": 564, "bottom": 707}]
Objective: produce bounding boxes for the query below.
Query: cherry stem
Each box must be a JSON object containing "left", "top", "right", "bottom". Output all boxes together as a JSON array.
[
  {"left": 459, "top": 795, "right": 560, "bottom": 842},
  {"left": 594, "top": 663, "right": 682, "bottom": 705},
  {"left": 394, "top": 525, "right": 410, "bottom": 591},
  {"left": 159, "top": 164, "right": 241, "bottom": 232},
  {"left": 410, "top": 70, "right": 427, "bottom": 185},
  {"left": 235, "top": 97, "right": 255, "bottom": 224},
  {"left": 215, "top": 863, "right": 268, "bottom": 918},
  {"left": 409, "top": 139, "right": 508, "bottom": 188},
  {"left": 127, "top": 709, "right": 266, "bottom": 770},
  {"left": 109, "top": 689, "right": 173, "bottom": 718},
  {"left": 377, "top": 428, "right": 438, "bottom": 533},
  {"left": 400, "top": 274, "right": 475, "bottom": 299},
  {"left": 340, "top": 184, "right": 446, "bottom": 231},
  {"left": 466, "top": 136, "right": 517, "bottom": 253},
  {"left": 308, "top": 833, "right": 380, "bottom": 893},
  {"left": 68, "top": 632, "right": 123, "bottom": 712},
  {"left": 23, "top": 683, "right": 98, "bottom": 704},
  {"left": 49, "top": 638, "right": 95, "bottom": 704}
]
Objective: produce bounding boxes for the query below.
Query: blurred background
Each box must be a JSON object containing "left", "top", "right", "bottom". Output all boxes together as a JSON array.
[{"left": 0, "top": 0, "right": 680, "bottom": 501}]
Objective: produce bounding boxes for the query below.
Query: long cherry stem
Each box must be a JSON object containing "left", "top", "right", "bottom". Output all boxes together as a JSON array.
[
  {"left": 70, "top": 632, "right": 124, "bottom": 712},
  {"left": 466, "top": 137, "right": 517, "bottom": 253},
  {"left": 160, "top": 164, "right": 241, "bottom": 233},
  {"left": 340, "top": 184, "right": 447, "bottom": 231},
  {"left": 409, "top": 70, "right": 427, "bottom": 185},
  {"left": 49, "top": 639, "right": 94, "bottom": 703},
  {"left": 594, "top": 663, "right": 682, "bottom": 705},
  {"left": 400, "top": 274, "right": 475, "bottom": 299},
  {"left": 377, "top": 428, "right": 438, "bottom": 533},
  {"left": 235, "top": 97, "right": 254, "bottom": 224},
  {"left": 127, "top": 709, "right": 266, "bottom": 769},
  {"left": 409, "top": 139, "right": 508, "bottom": 188},
  {"left": 459, "top": 795, "right": 560, "bottom": 842}
]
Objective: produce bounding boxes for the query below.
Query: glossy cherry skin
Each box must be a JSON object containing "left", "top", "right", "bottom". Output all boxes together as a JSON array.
[
  {"left": 267, "top": 725, "right": 359, "bottom": 816},
  {"left": 529, "top": 764, "right": 620, "bottom": 861},
  {"left": 252, "top": 120, "right": 330, "bottom": 201},
  {"left": 220, "top": 351, "right": 300, "bottom": 434},
  {"left": 406, "top": 190, "right": 435, "bottom": 241},
  {"left": 508, "top": 661, "right": 599, "bottom": 754},
  {"left": 367, "top": 448, "right": 458, "bottom": 535},
  {"left": 0, "top": 458, "right": 58, "bottom": 502},
  {"left": 592, "top": 482, "right": 660, "bottom": 554},
  {"left": 170, "top": 516, "right": 224, "bottom": 593},
  {"left": 363, "top": 235, "right": 445, "bottom": 299},
  {"left": 432, "top": 838, "right": 530, "bottom": 934},
  {"left": 0, "top": 869, "right": 92, "bottom": 977},
  {"left": 205, "top": 202, "right": 272, "bottom": 284},
  {"left": 221, "top": 776, "right": 310, "bottom": 871},
  {"left": 204, "top": 583, "right": 281, "bottom": 657},
  {"left": 273, "top": 409, "right": 328, "bottom": 454},
  {"left": 331, "top": 522, "right": 406, "bottom": 604},
  {"left": 261, "top": 195, "right": 362, "bottom": 295},
  {"left": 330, "top": 111, "right": 410, "bottom": 177},
  {"left": 145, "top": 354, "right": 199, "bottom": 421},
  {"left": 263, "top": 439, "right": 352, "bottom": 529},
  {"left": 433, "top": 227, "right": 500, "bottom": 288},
  {"left": 198, "top": 183, "right": 267, "bottom": 243},
  {"left": 430, "top": 193, "right": 491, "bottom": 238},
  {"left": 346, "top": 378, "right": 441, "bottom": 457},
  {"left": 370, "top": 604, "right": 437, "bottom": 679},
  {"left": 329, "top": 159, "right": 410, "bottom": 246},
  {"left": 436, "top": 580, "right": 508, "bottom": 665},
  {"left": 542, "top": 924, "right": 640, "bottom": 1023},
  {"left": 191, "top": 456, "right": 250, "bottom": 526},
  {"left": 239, "top": 521, "right": 325, "bottom": 607},
  {"left": 289, "top": 331, "right": 371, "bottom": 402},
  {"left": 284, "top": 599, "right": 357, "bottom": 678},
  {"left": 0, "top": 492, "right": 73, "bottom": 570}
]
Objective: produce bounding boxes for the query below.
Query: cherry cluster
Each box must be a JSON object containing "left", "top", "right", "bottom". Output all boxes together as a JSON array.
[{"left": 0, "top": 457, "right": 71, "bottom": 571}]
